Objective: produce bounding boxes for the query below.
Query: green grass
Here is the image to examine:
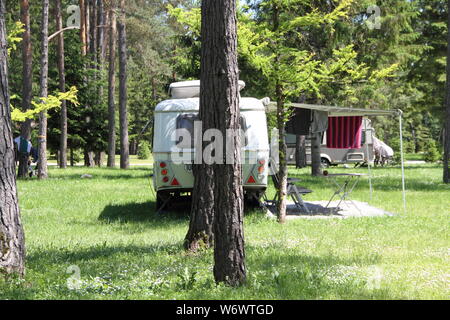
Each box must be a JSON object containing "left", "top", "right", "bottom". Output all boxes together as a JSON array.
[{"left": 0, "top": 164, "right": 448, "bottom": 299}]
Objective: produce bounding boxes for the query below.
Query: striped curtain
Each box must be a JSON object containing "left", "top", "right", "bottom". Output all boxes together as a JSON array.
[{"left": 326, "top": 116, "right": 363, "bottom": 149}]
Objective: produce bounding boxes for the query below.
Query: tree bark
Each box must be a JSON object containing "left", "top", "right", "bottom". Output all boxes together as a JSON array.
[
  {"left": 80, "top": 0, "right": 87, "bottom": 56},
  {"left": 55, "top": 0, "right": 67, "bottom": 169},
  {"left": 295, "top": 135, "right": 307, "bottom": 168},
  {"left": 444, "top": 0, "right": 450, "bottom": 183},
  {"left": 273, "top": 5, "right": 287, "bottom": 224},
  {"left": 18, "top": 0, "right": 32, "bottom": 178},
  {"left": 311, "top": 132, "right": 322, "bottom": 176},
  {"left": 37, "top": 0, "right": 49, "bottom": 180},
  {"left": 118, "top": 0, "right": 129, "bottom": 169},
  {"left": 199, "top": 0, "right": 246, "bottom": 286},
  {"left": 107, "top": 0, "right": 116, "bottom": 168},
  {"left": 276, "top": 82, "right": 287, "bottom": 223},
  {"left": 0, "top": 1, "right": 26, "bottom": 276}
]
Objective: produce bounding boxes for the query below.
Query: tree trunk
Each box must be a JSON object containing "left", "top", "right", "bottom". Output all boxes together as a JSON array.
[
  {"left": 37, "top": 0, "right": 49, "bottom": 180},
  {"left": 276, "top": 83, "right": 287, "bottom": 224},
  {"left": 200, "top": 0, "right": 246, "bottom": 286},
  {"left": 84, "top": 150, "right": 94, "bottom": 167},
  {"left": 55, "top": 0, "right": 67, "bottom": 169},
  {"left": 107, "top": 1, "right": 116, "bottom": 168},
  {"left": 295, "top": 135, "right": 307, "bottom": 168},
  {"left": 0, "top": 2, "right": 26, "bottom": 276},
  {"left": 311, "top": 132, "right": 322, "bottom": 176},
  {"left": 18, "top": 0, "right": 32, "bottom": 178},
  {"left": 79, "top": 0, "right": 87, "bottom": 56},
  {"left": 272, "top": 4, "right": 287, "bottom": 224},
  {"left": 118, "top": 0, "right": 129, "bottom": 169},
  {"left": 444, "top": 0, "right": 450, "bottom": 183}
]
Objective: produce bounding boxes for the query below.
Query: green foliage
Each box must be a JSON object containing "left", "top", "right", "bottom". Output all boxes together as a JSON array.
[
  {"left": 6, "top": 21, "right": 24, "bottom": 56},
  {"left": 137, "top": 140, "right": 151, "bottom": 160},
  {"left": 423, "top": 139, "right": 441, "bottom": 163},
  {"left": 11, "top": 86, "right": 79, "bottom": 122}
]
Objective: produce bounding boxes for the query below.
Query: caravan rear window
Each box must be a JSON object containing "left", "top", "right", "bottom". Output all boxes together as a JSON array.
[
  {"left": 175, "top": 113, "right": 248, "bottom": 148},
  {"left": 176, "top": 113, "right": 198, "bottom": 148}
]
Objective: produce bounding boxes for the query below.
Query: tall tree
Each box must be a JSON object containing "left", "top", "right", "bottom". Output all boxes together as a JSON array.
[
  {"left": 118, "top": 0, "right": 129, "bottom": 169},
  {"left": 200, "top": 0, "right": 246, "bottom": 286},
  {"left": 107, "top": 0, "right": 117, "bottom": 168},
  {"left": 444, "top": 0, "right": 450, "bottom": 183},
  {"left": 80, "top": 0, "right": 87, "bottom": 56},
  {"left": 37, "top": 0, "right": 49, "bottom": 179},
  {"left": 0, "top": 0, "right": 26, "bottom": 276},
  {"left": 55, "top": 0, "right": 67, "bottom": 169},
  {"left": 18, "top": 0, "right": 32, "bottom": 178}
]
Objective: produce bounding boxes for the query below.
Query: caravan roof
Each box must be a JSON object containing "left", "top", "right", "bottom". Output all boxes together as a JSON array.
[{"left": 155, "top": 97, "right": 266, "bottom": 113}]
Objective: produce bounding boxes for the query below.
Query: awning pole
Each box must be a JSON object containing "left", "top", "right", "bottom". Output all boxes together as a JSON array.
[
  {"left": 364, "top": 118, "right": 373, "bottom": 200},
  {"left": 398, "top": 110, "right": 406, "bottom": 213}
]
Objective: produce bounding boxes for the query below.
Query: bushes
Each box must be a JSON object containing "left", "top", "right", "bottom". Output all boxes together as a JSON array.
[
  {"left": 137, "top": 140, "right": 151, "bottom": 160},
  {"left": 422, "top": 139, "right": 441, "bottom": 163}
]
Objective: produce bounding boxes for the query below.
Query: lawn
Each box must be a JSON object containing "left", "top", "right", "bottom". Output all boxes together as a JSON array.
[{"left": 0, "top": 164, "right": 448, "bottom": 299}]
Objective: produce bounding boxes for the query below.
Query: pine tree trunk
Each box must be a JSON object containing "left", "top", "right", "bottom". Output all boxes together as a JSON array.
[
  {"left": 185, "top": 164, "right": 215, "bottom": 251},
  {"left": 79, "top": 0, "right": 87, "bottom": 56},
  {"left": 118, "top": 0, "right": 129, "bottom": 169},
  {"left": 444, "top": 0, "right": 450, "bottom": 183},
  {"left": 55, "top": 0, "right": 67, "bottom": 169},
  {"left": 200, "top": 0, "right": 246, "bottom": 286},
  {"left": 0, "top": 2, "right": 26, "bottom": 276},
  {"left": 276, "top": 83, "right": 287, "bottom": 224},
  {"left": 311, "top": 132, "right": 322, "bottom": 176},
  {"left": 295, "top": 135, "right": 307, "bottom": 168},
  {"left": 37, "top": 0, "right": 49, "bottom": 180},
  {"left": 18, "top": 0, "right": 32, "bottom": 178},
  {"left": 107, "top": 1, "right": 116, "bottom": 168}
]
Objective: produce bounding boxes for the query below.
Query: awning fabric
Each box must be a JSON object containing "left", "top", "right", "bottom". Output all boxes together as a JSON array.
[{"left": 267, "top": 102, "right": 399, "bottom": 117}]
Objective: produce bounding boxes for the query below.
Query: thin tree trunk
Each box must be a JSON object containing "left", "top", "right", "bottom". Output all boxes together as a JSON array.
[
  {"left": 272, "top": 4, "right": 287, "bottom": 224},
  {"left": 37, "top": 0, "right": 49, "bottom": 179},
  {"left": 276, "top": 82, "right": 287, "bottom": 223},
  {"left": 80, "top": 0, "right": 87, "bottom": 56},
  {"left": 295, "top": 135, "right": 307, "bottom": 168},
  {"left": 444, "top": 0, "right": 450, "bottom": 183},
  {"left": 107, "top": 1, "right": 116, "bottom": 168},
  {"left": 200, "top": 0, "right": 246, "bottom": 286},
  {"left": 0, "top": 2, "right": 26, "bottom": 276},
  {"left": 118, "top": 0, "right": 129, "bottom": 169},
  {"left": 55, "top": 0, "right": 67, "bottom": 169},
  {"left": 18, "top": 0, "right": 32, "bottom": 178},
  {"left": 311, "top": 132, "right": 322, "bottom": 176}
]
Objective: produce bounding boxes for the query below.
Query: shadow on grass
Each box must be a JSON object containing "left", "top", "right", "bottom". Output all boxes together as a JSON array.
[{"left": 98, "top": 201, "right": 189, "bottom": 225}]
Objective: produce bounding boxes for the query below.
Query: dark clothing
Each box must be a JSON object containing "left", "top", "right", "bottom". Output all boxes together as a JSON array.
[{"left": 285, "top": 108, "right": 311, "bottom": 135}]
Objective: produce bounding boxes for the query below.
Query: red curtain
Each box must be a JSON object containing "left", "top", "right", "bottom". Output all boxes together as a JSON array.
[{"left": 326, "top": 116, "right": 363, "bottom": 149}]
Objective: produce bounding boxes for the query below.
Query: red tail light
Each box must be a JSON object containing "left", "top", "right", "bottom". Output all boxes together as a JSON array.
[
  {"left": 159, "top": 162, "right": 167, "bottom": 168},
  {"left": 161, "top": 169, "right": 168, "bottom": 175},
  {"left": 162, "top": 176, "right": 169, "bottom": 183}
]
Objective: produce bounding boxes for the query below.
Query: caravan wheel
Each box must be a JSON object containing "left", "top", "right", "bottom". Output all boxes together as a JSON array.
[{"left": 320, "top": 158, "right": 331, "bottom": 168}]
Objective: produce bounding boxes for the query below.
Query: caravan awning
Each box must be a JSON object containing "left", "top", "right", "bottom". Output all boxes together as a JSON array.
[{"left": 267, "top": 102, "right": 400, "bottom": 117}]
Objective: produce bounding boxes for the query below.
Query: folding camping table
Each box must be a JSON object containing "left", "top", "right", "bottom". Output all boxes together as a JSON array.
[{"left": 324, "top": 173, "right": 366, "bottom": 214}]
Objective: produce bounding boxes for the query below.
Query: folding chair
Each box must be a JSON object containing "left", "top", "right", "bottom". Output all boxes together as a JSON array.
[{"left": 264, "top": 160, "right": 312, "bottom": 214}]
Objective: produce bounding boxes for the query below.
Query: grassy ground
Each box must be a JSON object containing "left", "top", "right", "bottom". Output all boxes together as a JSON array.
[{"left": 0, "top": 164, "right": 448, "bottom": 299}]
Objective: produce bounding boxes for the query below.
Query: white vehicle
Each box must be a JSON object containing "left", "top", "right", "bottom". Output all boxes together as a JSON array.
[{"left": 152, "top": 81, "right": 270, "bottom": 211}]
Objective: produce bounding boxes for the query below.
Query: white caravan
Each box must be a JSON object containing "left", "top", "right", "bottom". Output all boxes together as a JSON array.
[{"left": 152, "top": 81, "right": 270, "bottom": 210}]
